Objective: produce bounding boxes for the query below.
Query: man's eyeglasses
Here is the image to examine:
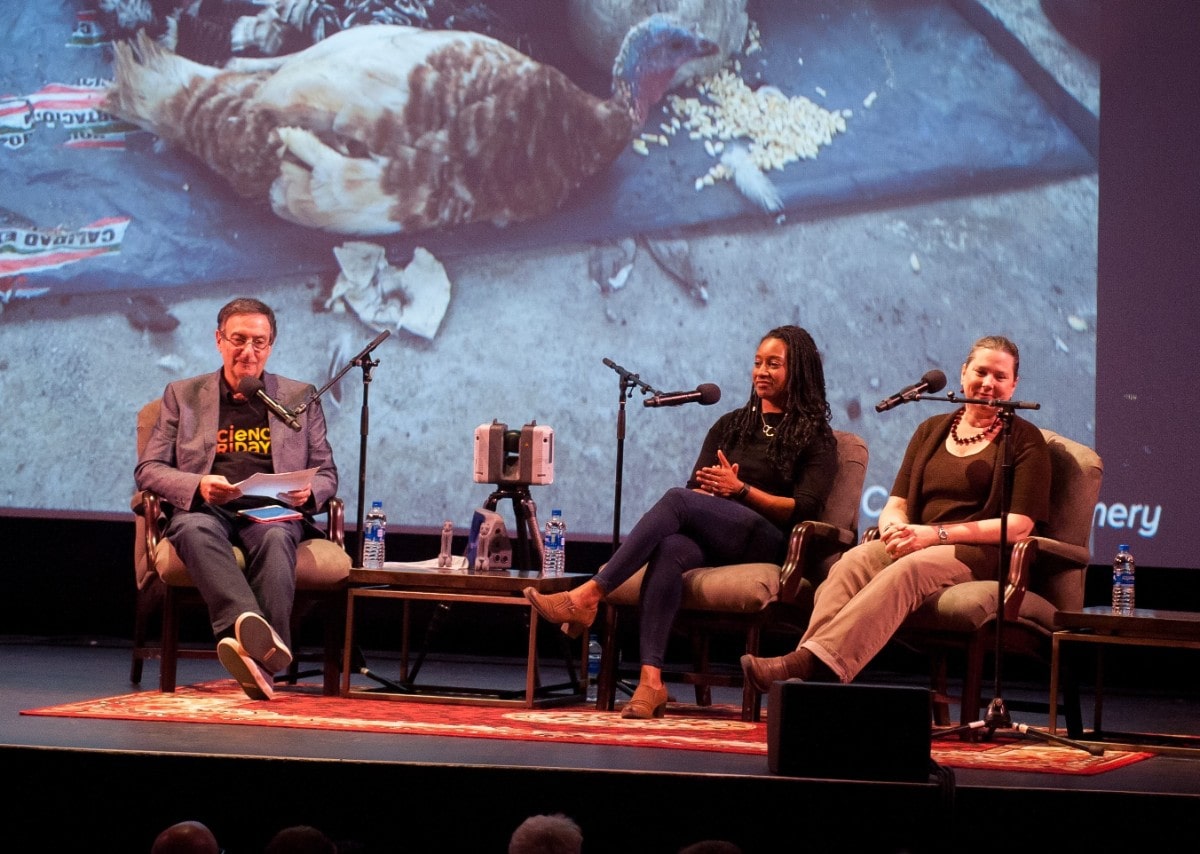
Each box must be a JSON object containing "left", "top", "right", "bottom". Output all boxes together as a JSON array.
[{"left": 219, "top": 330, "right": 272, "bottom": 352}]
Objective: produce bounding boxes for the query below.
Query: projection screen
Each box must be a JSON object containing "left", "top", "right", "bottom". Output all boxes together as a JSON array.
[{"left": 6, "top": 2, "right": 1172, "bottom": 566}]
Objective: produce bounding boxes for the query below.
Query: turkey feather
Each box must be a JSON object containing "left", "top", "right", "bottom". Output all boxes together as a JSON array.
[{"left": 721, "top": 145, "right": 783, "bottom": 213}]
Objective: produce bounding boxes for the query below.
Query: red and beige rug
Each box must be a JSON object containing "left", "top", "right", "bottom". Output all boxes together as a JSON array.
[{"left": 23, "top": 680, "right": 1150, "bottom": 776}]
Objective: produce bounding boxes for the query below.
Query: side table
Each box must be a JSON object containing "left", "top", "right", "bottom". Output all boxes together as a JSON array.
[
  {"left": 341, "top": 565, "right": 590, "bottom": 708},
  {"left": 1049, "top": 605, "right": 1200, "bottom": 756}
]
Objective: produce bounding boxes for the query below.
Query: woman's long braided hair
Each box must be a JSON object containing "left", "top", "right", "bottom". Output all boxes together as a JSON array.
[{"left": 717, "top": 325, "right": 834, "bottom": 476}]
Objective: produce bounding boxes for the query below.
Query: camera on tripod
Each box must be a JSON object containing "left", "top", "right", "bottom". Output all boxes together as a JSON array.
[{"left": 467, "top": 420, "right": 554, "bottom": 571}]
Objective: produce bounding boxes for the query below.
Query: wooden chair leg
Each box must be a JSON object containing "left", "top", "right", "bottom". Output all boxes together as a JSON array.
[
  {"left": 160, "top": 587, "right": 182, "bottom": 693},
  {"left": 596, "top": 604, "right": 620, "bottom": 711},
  {"left": 323, "top": 591, "right": 345, "bottom": 696},
  {"left": 960, "top": 633, "right": 988, "bottom": 727},
  {"left": 690, "top": 632, "right": 712, "bottom": 707},
  {"left": 930, "top": 651, "right": 953, "bottom": 727},
  {"left": 270, "top": 592, "right": 343, "bottom": 694},
  {"left": 282, "top": 605, "right": 302, "bottom": 687},
  {"left": 130, "top": 581, "right": 164, "bottom": 684},
  {"left": 742, "top": 625, "right": 763, "bottom": 722}
]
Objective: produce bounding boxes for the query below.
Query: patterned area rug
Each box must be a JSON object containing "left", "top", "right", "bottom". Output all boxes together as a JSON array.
[{"left": 23, "top": 680, "right": 1149, "bottom": 775}]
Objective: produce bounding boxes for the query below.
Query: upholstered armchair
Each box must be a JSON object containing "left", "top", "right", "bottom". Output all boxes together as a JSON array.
[
  {"left": 889, "top": 429, "right": 1103, "bottom": 726},
  {"left": 130, "top": 399, "right": 351, "bottom": 694},
  {"left": 596, "top": 430, "right": 868, "bottom": 721}
]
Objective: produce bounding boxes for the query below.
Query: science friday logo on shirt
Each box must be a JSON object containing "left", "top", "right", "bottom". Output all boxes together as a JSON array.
[{"left": 217, "top": 425, "right": 271, "bottom": 455}]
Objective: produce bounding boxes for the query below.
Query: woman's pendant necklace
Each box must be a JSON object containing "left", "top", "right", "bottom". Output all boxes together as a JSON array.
[{"left": 760, "top": 410, "right": 777, "bottom": 438}]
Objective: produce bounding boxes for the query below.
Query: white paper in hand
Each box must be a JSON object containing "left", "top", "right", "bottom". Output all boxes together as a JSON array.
[{"left": 233, "top": 468, "right": 319, "bottom": 498}]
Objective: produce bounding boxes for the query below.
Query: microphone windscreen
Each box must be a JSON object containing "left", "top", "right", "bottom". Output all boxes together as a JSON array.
[
  {"left": 922, "top": 370, "right": 947, "bottom": 393},
  {"left": 237, "top": 376, "right": 264, "bottom": 396},
  {"left": 698, "top": 383, "right": 722, "bottom": 405}
]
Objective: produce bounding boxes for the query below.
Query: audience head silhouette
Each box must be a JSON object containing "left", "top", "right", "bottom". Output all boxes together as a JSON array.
[
  {"left": 678, "top": 842, "right": 743, "bottom": 854},
  {"left": 508, "top": 813, "right": 583, "bottom": 854},
  {"left": 150, "top": 820, "right": 220, "bottom": 854},
  {"left": 265, "top": 824, "right": 338, "bottom": 854}
]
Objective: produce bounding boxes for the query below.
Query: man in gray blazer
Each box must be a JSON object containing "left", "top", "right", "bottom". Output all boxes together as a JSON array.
[{"left": 136, "top": 298, "right": 339, "bottom": 699}]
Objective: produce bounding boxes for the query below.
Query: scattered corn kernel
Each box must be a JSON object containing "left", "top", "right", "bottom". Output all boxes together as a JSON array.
[{"left": 666, "top": 65, "right": 850, "bottom": 193}]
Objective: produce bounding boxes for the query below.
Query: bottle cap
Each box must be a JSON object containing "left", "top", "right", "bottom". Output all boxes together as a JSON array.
[{"left": 1118, "top": 544, "right": 1129, "bottom": 551}]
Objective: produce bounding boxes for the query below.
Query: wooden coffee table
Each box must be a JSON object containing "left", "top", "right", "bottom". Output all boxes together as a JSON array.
[
  {"left": 1048, "top": 606, "right": 1200, "bottom": 756},
  {"left": 341, "top": 564, "right": 590, "bottom": 708}
]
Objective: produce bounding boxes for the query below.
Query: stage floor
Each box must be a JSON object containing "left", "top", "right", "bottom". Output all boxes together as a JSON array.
[{"left": 4, "top": 637, "right": 1199, "bottom": 852}]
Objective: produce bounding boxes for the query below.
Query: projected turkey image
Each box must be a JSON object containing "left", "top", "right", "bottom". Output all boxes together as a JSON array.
[
  {"left": 104, "top": 14, "right": 722, "bottom": 236},
  {"left": 0, "top": 1, "right": 1099, "bottom": 558}
]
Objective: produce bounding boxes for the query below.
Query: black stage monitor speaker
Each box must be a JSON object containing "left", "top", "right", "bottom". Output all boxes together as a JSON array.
[{"left": 768, "top": 680, "right": 932, "bottom": 781}]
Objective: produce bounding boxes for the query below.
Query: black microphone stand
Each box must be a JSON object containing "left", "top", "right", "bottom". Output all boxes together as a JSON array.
[
  {"left": 601, "top": 359, "right": 662, "bottom": 700},
  {"left": 294, "top": 329, "right": 390, "bottom": 568},
  {"left": 911, "top": 392, "right": 1099, "bottom": 754},
  {"left": 293, "top": 329, "right": 410, "bottom": 693},
  {"left": 601, "top": 359, "right": 662, "bottom": 558}
]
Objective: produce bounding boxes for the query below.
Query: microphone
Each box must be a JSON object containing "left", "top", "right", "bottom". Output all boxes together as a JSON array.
[
  {"left": 644, "top": 383, "right": 722, "bottom": 408},
  {"left": 988, "top": 398, "right": 1041, "bottom": 411},
  {"left": 875, "top": 370, "right": 947, "bottom": 413},
  {"left": 238, "top": 376, "right": 302, "bottom": 431}
]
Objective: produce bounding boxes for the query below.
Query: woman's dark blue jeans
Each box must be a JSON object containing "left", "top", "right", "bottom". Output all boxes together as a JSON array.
[{"left": 594, "top": 487, "right": 784, "bottom": 668}]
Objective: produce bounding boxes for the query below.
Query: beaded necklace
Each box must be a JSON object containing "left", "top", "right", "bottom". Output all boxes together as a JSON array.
[{"left": 950, "top": 408, "right": 1000, "bottom": 446}]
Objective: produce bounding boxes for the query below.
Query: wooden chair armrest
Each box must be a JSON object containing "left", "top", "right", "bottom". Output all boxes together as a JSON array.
[
  {"left": 1005, "top": 537, "right": 1037, "bottom": 621},
  {"left": 132, "top": 490, "right": 167, "bottom": 590},
  {"left": 322, "top": 497, "right": 345, "bottom": 549},
  {"left": 1010, "top": 535, "right": 1090, "bottom": 618},
  {"left": 778, "top": 520, "right": 857, "bottom": 603},
  {"left": 138, "top": 491, "right": 165, "bottom": 545},
  {"left": 998, "top": 535, "right": 1089, "bottom": 622},
  {"left": 1005, "top": 534, "right": 1092, "bottom": 621},
  {"left": 1021, "top": 536, "right": 1090, "bottom": 570}
]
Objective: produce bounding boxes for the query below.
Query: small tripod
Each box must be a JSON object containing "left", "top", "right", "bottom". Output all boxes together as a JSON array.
[{"left": 481, "top": 483, "right": 543, "bottom": 571}]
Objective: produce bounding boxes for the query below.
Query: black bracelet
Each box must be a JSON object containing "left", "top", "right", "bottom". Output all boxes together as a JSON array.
[{"left": 735, "top": 483, "right": 750, "bottom": 501}]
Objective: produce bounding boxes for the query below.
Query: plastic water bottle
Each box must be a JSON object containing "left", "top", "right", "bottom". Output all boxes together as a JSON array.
[
  {"left": 438, "top": 520, "right": 454, "bottom": 568},
  {"left": 1112, "top": 543, "right": 1135, "bottom": 614},
  {"left": 586, "top": 633, "right": 602, "bottom": 703},
  {"left": 362, "top": 501, "right": 387, "bottom": 569},
  {"left": 542, "top": 509, "right": 566, "bottom": 576}
]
